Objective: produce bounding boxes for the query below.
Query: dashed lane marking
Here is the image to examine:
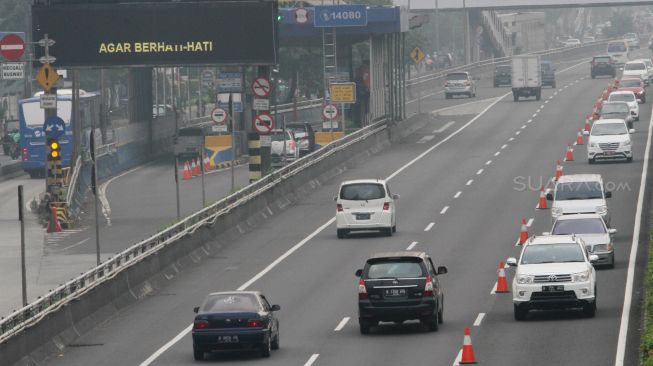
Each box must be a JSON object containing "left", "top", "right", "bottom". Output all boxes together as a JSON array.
[
  {"left": 417, "top": 135, "right": 435, "bottom": 144},
  {"left": 476, "top": 168, "right": 484, "bottom": 175},
  {"left": 466, "top": 179, "right": 473, "bottom": 186},
  {"left": 434, "top": 121, "right": 456, "bottom": 134},
  {"left": 515, "top": 131, "right": 521, "bottom": 135},
  {"left": 304, "top": 354, "right": 320, "bottom": 366},
  {"left": 425, "top": 222, "right": 435, "bottom": 231},
  {"left": 485, "top": 160, "right": 492, "bottom": 165},
  {"left": 501, "top": 144, "right": 508, "bottom": 150},
  {"left": 509, "top": 137, "right": 515, "bottom": 142},
  {"left": 334, "top": 317, "right": 350, "bottom": 331},
  {"left": 454, "top": 191, "right": 462, "bottom": 199},
  {"left": 473, "top": 313, "right": 486, "bottom": 326},
  {"left": 407, "top": 241, "right": 419, "bottom": 250},
  {"left": 440, "top": 206, "right": 449, "bottom": 215}
]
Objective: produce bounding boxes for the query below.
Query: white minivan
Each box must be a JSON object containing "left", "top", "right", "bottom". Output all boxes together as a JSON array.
[
  {"left": 335, "top": 179, "right": 398, "bottom": 238},
  {"left": 606, "top": 41, "right": 630, "bottom": 66}
]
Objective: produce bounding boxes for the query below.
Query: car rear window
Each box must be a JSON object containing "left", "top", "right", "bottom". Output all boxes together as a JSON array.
[
  {"left": 619, "top": 79, "right": 642, "bottom": 87},
  {"left": 366, "top": 258, "right": 425, "bottom": 279},
  {"left": 609, "top": 93, "right": 635, "bottom": 102},
  {"left": 201, "top": 294, "right": 260, "bottom": 313},
  {"left": 593, "top": 57, "right": 611, "bottom": 63},
  {"left": 625, "top": 63, "right": 645, "bottom": 71},
  {"left": 552, "top": 218, "right": 606, "bottom": 235},
  {"left": 601, "top": 103, "right": 629, "bottom": 114},
  {"left": 555, "top": 182, "right": 603, "bottom": 200},
  {"left": 608, "top": 43, "right": 627, "bottom": 52},
  {"left": 340, "top": 183, "right": 385, "bottom": 200},
  {"left": 446, "top": 73, "right": 468, "bottom": 81}
]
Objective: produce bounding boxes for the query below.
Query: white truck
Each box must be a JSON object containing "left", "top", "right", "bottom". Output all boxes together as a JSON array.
[{"left": 511, "top": 55, "right": 542, "bottom": 102}]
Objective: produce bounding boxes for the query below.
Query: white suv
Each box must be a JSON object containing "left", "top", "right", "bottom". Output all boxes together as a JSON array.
[
  {"left": 335, "top": 179, "right": 399, "bottom": 238},
  {"left": 608, "top": 91, "right": 639, "bottom": 121},
  {"left": 507, "top": 235, "right": 598, "bottom": 320},
  {"left": 585, "top": 118, "right": 635, "bottom": 163},
  {"left": 547, "top": 174, "right": 611, "bottom": 225},
  {"left": 444, "top": 72, "right": 476, "bottom": 99},
  {"left": 623, "top": 61, "right": 650, "bottom": 86}
]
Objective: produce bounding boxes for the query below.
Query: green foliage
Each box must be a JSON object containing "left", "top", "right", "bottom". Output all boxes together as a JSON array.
[
  {"left": 642, "top": 226, "right": 653, "bottom": 364},
  {"left": 278, "top": 47, "right": 323, "bottom": 100},
  {"left": 603, "top": 12, "right": 635, "bottom": 38}
]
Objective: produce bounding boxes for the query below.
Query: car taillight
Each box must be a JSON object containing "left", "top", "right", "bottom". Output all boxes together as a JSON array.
[
  {"left": 383, "top": 202, "right": 390, "bottom": 211},
  {"left": 423, "top": 276, "right": 434, "bottom": 297},
  {"left": 22, "top": 148, "right": 27, "bottom": 161},
  {"left": 444, "top": 81, "right": 449, "bottom": 87},
  {"left": 246, "top": 320, "right": 264, "bottom": 328},
  {"left": 337, "top": 203, "right": 343, "bottom": 212},
  {"left": 358, "top": 279, "right": 368, "bottom": 300},
  {"left": 193, "top": 320, "right": 209, "bottom": 330}
]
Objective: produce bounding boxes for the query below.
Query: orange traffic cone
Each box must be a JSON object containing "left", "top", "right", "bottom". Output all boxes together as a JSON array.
[
  {"left": 203, "top": 153, "right": 211, "bottom": 172},
  {"left": 496, "top": 261, "right": 509, "bottom": 293},
  {"left": 607, "top": 83, "right": 613, "bottom": 93},
  {"left": 460, "top": 327, "right": 477, "bottom": 364},
  {"left": 565, "top": 143, "right": 574, "bottom": 161},
  {"left": 576, "top": 129, "right": 584, "bottom": 145},
  {"left": 196, "top": 158, "right": 202, "bottom": 175},
  {"left": 47, "top": 206, "right": 62, "bottom": 233},
  {"left": 601, "top": 90, "right": 608, "bottom": 101},
  {"left": 555, "top": 160, "right": 563, "bottom": 181},
  {"left": 519, "top": 217, "right": 529, "bottom": 245},
  {"left": 190, "top": 159, "right": 198, "bottom": 177},
  {"left": 537, "top": 185, "right": 548, "bottom": 209},
  {"left": 183, "top": 161, "right": 192, "bottom": 180},
  {"left": 584, "top": 115, "right": 591, "bottom": 132}
]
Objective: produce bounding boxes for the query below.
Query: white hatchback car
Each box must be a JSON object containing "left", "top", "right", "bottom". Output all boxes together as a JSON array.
[
  {"left": 335, "top": 179, "right": 398, "bottom": 238},
  {"left": 623, "top": 61, "right": 650, "bottom": 86},
  {"left": 608, "top": 91, "right": 639, "bottom": 121},
  {"left": 585, "top": 118, "right": 635, "bottom": 163}
]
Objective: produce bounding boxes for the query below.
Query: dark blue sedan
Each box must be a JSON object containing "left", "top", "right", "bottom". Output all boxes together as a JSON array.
[{"left": 192, "top": 291, "right": 280, "bottom": 360}]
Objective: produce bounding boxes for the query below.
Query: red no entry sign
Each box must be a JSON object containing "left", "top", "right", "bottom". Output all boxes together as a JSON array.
[
  {"left": 0, "top": 34, "right": 25, "bottom": 61},
  {"left": 253, "top": 113, "right": 274, "bottom": 134},
  {"left": 252, "top": 77, "right": 271, "bottom": 98}
]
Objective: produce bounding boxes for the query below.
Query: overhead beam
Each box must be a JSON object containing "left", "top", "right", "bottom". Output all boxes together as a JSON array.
[{"left": 395, "top": 0, "right": 653, "bottom": 11}]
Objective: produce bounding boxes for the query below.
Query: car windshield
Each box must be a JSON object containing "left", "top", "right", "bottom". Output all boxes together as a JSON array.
[
  {"left": 608, "top": 43, "right": 627, "bottom": 52},
  {"left": 609, "top": 93, "right": 635, "bottom": 102},
  {"left": 521, "top": 243, "right": 585, "bottom": 264},
  {"left": 555, "top": 181, "right": 603, "bottom": 200},
  {"left": 340, "top": 183, "right": 385, "bottom": 200},
  {"left": 552, "top": 218, "right": 606, "bottom": 235},
  {"left": 591, "top": 123, "right": 628, "bottom": 136},
  {"left": 620, "top": 79, "right": 642, "bottom": 88},
  {"left": 366, "top": 259, "right": 425, "bottom": 279},
  {"left": 201, "top": 293, "right": 260, "bottom": 313},
  {"left": 625, "top": 63, "right": 646, "bottom": 71},
  {"left": 593, "top": 57, "right": 611, "bottom": 63},
  {"left": 446, "top": 73, "right": 468, "bottom": 81},
  {"left": 601, "top": 103, "right": 629, "bottom": 114}
]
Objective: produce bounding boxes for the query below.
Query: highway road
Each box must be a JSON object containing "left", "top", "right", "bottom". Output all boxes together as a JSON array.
[{"left": 37, "top": 53, "right": 650, "bottom": 366}]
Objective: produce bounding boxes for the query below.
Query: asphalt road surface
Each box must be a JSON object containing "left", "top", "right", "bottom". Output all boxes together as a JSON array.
[{"left": 37, "top": 54, "right": 650, "bottom": 365}]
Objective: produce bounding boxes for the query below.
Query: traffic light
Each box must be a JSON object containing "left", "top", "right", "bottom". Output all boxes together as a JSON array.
[
  {"left": 47, "top": 138, "right": 60, "bottom": 161},
  {"left": 276, "top": 13, "right": 284, "bottom": 22}
]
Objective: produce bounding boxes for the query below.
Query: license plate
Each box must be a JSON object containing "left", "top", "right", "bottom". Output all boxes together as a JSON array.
[
  {"left": 604, "top": 151, "right": 615, "bottom": 155},
  {"left": 217, "top": 335, "right": 239, "bottom": 343},
  {"left": 355, "top": 213, "right": 371, "bottom": 220},
  {"left": 384, "top": 288, "right": 406, "bottom": 297},
  {"left": 542, "top": 285, "right": 564, "bottom": 292}
]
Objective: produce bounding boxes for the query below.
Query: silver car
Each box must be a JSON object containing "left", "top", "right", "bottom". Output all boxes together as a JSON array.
[
  {"left": 444, "top": 72, "right": 476, "bottom": 99},
  {"left": 545, "top": 214, "right": 616, "bottom": 268}
]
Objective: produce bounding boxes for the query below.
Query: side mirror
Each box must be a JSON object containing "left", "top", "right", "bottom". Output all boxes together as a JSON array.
[
  {"left": 583, "top": 130, "right": 590, "bottom": 136},
  {"left": 506, "top": 257, "right": 518, "bottom": 267},
  {"left": 437, "top": 266, "right": 448, "bottom": 275},
  {"left": 605, "top": 191, "right": 612, "bottom": 198},
  {"left": 629, "top": 129, "right": 636, "bottom": 134},
  {"left": 608, "top": 228, "right": 618, "bottom": 235},
  {"left": 589, "top": 254, "right": 599, "bottom": 263},
  {"left": 270, "top": 304, "right": 281, "bottom": 311},
  {"left": 392, "top": 194, "right": 400, "bottom": 200},
  {"left": 546, "top": 193, "right": 554, "bottom": 201},
  {"left": 355, "top": 269, "right": 363, "bottom": 277},
  {"left": 542, "top": 231, "right": 551, "bottom": 236},
  {"left": 193, "top": 306, "right": 200, "bottom": 313}
]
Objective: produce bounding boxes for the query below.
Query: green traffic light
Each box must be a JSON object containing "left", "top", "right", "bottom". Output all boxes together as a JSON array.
[{"left": 277, "top": 14, "right": 284, "bottom": 21}]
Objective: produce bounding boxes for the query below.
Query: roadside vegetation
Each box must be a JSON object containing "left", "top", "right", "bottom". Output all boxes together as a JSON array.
[{"left": 641, "top": 214, "right": 653, "bottom": 365}]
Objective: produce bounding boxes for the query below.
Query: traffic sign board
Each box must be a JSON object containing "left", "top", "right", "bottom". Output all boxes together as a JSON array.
[
  {"left": 40, "top": 94, "right": 57, "bottom": 109},
  {"left": 314, "top": 5, "right": 367, "bottom": 27},
  {"left": 36, "top": 64, "right": 60, "bottom": 92},
  {"left": 211, "top": 107, "right": 228, "bottom": 124},
  {"left": 295, "top": 8, "right": 309, "bottom": 24},
  {"left": 252, "top": 77, "right": 271, "bottom": 98},
  {"left": 1, "top": 63, "right": 24, "bottom": 80},
  {"left": 201, "top": 69, "right": 215, "bottom": 88},
  {"left": 410, "top": 47, "right": 426, "bottom": 64},
  {"left": 322, "top": 104, "right": 338, "bottom": 120},
  {"left": 217, "top": 72, "right": 243, "bottom": 92},
  {"left": 43, "top": 116, "right": 65, "bottom": 138},
  {"left": 252, "top": 113, "right": 274, "bottom": 134},
  {"left": 329, "top": 83, "right": 356, "bottom": 103},
  {"left": 0, "top": 33, "right": 25, "bottom": 61},
  {"left": 253, "top": 98, "right": 270, "bottom": 111}
]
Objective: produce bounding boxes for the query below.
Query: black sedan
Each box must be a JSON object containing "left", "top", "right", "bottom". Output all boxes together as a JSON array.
[{"left": 192, "top": 291, "right": 280, "bottom": 360}]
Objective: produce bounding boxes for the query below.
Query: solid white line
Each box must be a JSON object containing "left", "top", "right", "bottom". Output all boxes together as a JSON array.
[
  {"left": 434, "top": 121, "right": 456, "bottom": 133},
  {"left": 476, "top": 168, "right": 483, "bottom": 175},
  {"left": 334, "top": 317, "right": 350, "bottom": 331},
  {"left": 99, "top": 164, "right": 149, "bottom": 226},
  {"left": 453, "top": 349, "right": 463, "bottom": 366},
  {"left": 527, "top": 218, "right": 534, "bottom": 227},
  {"left": 466, "top": 179, "right": 473, "bottom": 186},
  {"left": 485, "top": 160, "right": 492, "bottom": 165},
  {"left": 424, "top": 222, "right": 435, "bottom": 231},
  {"left": 138, "top": 324, "right": 193, "bottom": 366},
  {"left": 615, "top": 101, "right": 653, "bottom": 365},
  {"left": 440, "top": 206, "right": 449, "bottom": 215},
  {"left": 304, "top": 354, "right": 320, "bottom": 366},
  {"left": 473, "top": 313, "right": 486, "bottom": 326},
  {"left": 454, "top": 191, "right": 462, "bottom": 199},
  {"left": 490, "top": 281, "right": 498, "bottom": 294},
  {"left": 501, "top": 144, "right": 508, "bottom": 150},
  {"left": 494, "top": 151, "right": 501, "bottom": 156},
  {"left": 407, "top": 241, "right": 419, "bottom": 250}
]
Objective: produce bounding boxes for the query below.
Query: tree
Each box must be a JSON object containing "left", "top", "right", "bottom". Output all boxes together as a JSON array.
[{"left": 603, "top": 12, "right": 634, "bottom": 38}]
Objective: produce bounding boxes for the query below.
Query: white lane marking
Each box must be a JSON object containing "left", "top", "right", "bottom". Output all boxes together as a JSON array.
[
  {"left": 615, "top": 101, "right": 653, "bottom": 366},
  {"left": 494, "top": 151, "right": 501, "bottom": 156},
  {"left": 407, "top": 241, "right": 419, "bottom": 250},
  {"left": 527, "top": 119, "right": 533, "bottom": 123},
  {"left": 334, "top": 317, "right": 350, "bottom": 331},
  {"left": 485, "top": 160, "right": 492, "bottom": 165},
  {"left": 466, "top": 179, "right": 473, "bottom": 186},
  {"left": 490, "top": 281, "right": 498, "bottom": 294},
  {"left": 138, "top": 324, "right": 193, "bottom": 366},
  {"left": 407, "top": 90, "right": 444, "bottom": 104},
  {"left": 508, "top": 137, "right": 515, "bottom": 142},
  {"left": 476, "top": 168, "right": 483, "bottom": 175},
  {"left": 57, "top": 238, "right": 90, "bottom": 252},
  {"left": 417, "top": 135, "right": 435, "bottom": 144},
  {"left": 434, "top": 121, "right": 456, "bottom": 133},
  {"left": 501, "top": 144, "right": 508, "bottom": 150},
  {"left": 527, "top": 218, "right": 534, "bottom": 227},
  {"left": 440, "top": 206, "right": 449, "bottom": 215},
  {"left": 98, "top": 165, "right": 144, "bottom": 226},
  {"left": 453, "top": 349, "right": 463, "bottom": 366},
  {"left": 454, "top": 191, "right": 462, "bottom": 199},
  {"left": 521, "top": 125, "right": 527, "bottom": 129},
  {"left": 548, "top": 96, "right": 554, "bottom": 100},
  {"left": 545, "top": 100, "right": 549, "bottom": 104},
  {"left": 515, "top": 130, "right": 521, "bottom": 135},
  {"left": 473, "top": 313, "right": 486, "bottom": 326},
  {"left": 555, "top": 91, "right": 559, "bottom": 95},
  {"left": 424, "top": 222, "right": 435, "bottom": 231},
  {"left": 304, "top": 354, "right": 320, "bottom": 366},
  {"left": 535, "top": 110, "right": 540, "bottom": 114},
  {"left": 539, "top": 105, "right": 544, "bottom": 109}
]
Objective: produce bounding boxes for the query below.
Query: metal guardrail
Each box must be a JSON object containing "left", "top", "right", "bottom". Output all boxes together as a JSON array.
[
  {"left": 0, "top": 116, "right": 389, "bottom": 344},
  {"left": 64, "top": 156, "right": 82, "bottom": 207}
]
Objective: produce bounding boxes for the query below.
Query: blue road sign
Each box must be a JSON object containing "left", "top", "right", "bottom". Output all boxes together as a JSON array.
[
  {"left": 314, "top": 5, "right": 367, "bottom": 27},
  {"left": 43, "top": 116, "right": 65, "bottom": 138}
]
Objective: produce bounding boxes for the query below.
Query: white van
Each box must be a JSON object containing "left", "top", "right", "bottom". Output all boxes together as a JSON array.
[{"left": 606, "top": 41, "right": 630, "bottom": 66}]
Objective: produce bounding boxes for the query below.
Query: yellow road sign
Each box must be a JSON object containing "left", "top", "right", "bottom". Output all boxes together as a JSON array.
[
  {"left": 410, "top": 47, "right": 426, "bottom": 64},
  {"left": 36, "top": 63, "right": 60, "bottom": 92},
  {"left": 329, "top": 82, "right": 356, "bottom": 104}
]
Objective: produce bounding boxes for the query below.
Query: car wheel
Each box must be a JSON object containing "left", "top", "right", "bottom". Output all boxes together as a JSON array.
[
  {"left": 643, "top": 97, "right": 646, "bottom": 103},
  {"left": 392, "top": 224, "right": 396, "bottom": 233},
  {"left": 583, "top": 300, "right": 597, "bottom": 318},
  {"left": 260, "top": 335, "right": 272, "bottom": 358},
  {"left": 383, "top": 227, "right": 393, "bottom": 237},
  {"left": 535, "top": 91, "right": 541, "bottom": 101},
  {"left": 445, "top": 93, "right": 451, "bottom": 99},
  {"left": 608, "top": 253, "right": 615, "bottom": 269},
  {"left": 193, "top": 344, "right": 204, "bottom": 361},
  {"left": 588, "top": 158, "right": 595, "bottom": 164},
  {"left": 359, "top": 320, "right": 372, "bottom": 334},
  {"left": 591, "top": 73, "right": 596, "bottom": 79},
  {"left": 551, "top": 81, "right": 557, "bottom": 89},
  {"left": 493, "top": 82, "right": 498, "bottom": 88},
  {"left": 513, "top": 94, "right": 519, "bottom": 102},
  {"left": 627, "top": 156, "right": 633, "bottom": 163},
  {"left": 438, "top": 299, "right": 444, "bottom": 324},
  {"left": 423, "top": 315, "right": 439, "bottom": 332},
  {"left": 337, "top": 229, "right": 347, "bottom": 239},
  {"left": 271, "top": 329, "right": 280, "bottom": 350},
  {"left": 514, "top": 303, "right": 528, "bottom": 321},
  {"left": 636, "top": 116, "right": 640, "bottom": 121}
]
